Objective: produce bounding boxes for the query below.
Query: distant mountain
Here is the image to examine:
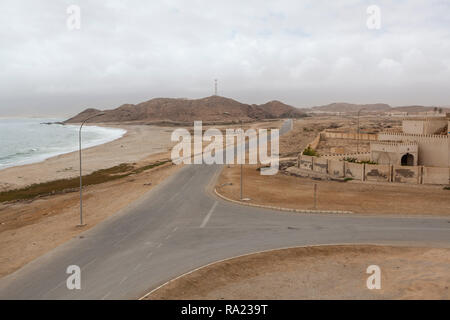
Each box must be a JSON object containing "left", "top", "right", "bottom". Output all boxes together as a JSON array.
[
  {"left": 65, "top": 96, "right": 306, "bottom": 124},
  {"left": 257, "top": 100, "right": 307, "bottom": 118},
  {"left": 311, "top": 102, "right": 450, "bottom": 114},
  {"left": 311, "top": 102, "right": 391, "bottom": 113},
  {"left": 390, "top": 105, "right": 450, "bottom": 113}
]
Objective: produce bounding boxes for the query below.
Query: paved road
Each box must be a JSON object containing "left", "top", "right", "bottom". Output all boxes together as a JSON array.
[{"left": 0, "top": 120, "right": 449, "bottom": 299}]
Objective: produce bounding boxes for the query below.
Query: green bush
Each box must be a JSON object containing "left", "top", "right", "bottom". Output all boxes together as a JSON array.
[
  {"left": 359, "top": 160, "right": 378, "bottom": 165},
  {"left": 303, "top": 145, "right": 319, "bottom": 157},
  {"left": 343, "top": 158, "right": 377, "bottom": 165},
  {"left": 0, "top": 160, "right": 170, "bottom": 203}
]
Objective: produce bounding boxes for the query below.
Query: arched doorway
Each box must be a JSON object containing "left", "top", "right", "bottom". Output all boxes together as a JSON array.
[{"left": 401, "top": 153, "right": 414, "bottom": 166}]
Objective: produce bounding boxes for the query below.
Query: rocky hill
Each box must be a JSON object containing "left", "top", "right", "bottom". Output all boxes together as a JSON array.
[{"left": 65, "top": 96, "right": 306, "bottom": 124}]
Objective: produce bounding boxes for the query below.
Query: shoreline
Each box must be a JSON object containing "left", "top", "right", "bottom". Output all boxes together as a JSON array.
[
  {"left": 0, "top": 123, "right": 127, "bottom": 172},
  {"left": 0, "top": 123, "right": 175, "bottom": 191}
]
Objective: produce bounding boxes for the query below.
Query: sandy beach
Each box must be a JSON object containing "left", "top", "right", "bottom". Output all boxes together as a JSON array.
[{"left": 0, "top": 124, "right": 175, "bottom": 191}]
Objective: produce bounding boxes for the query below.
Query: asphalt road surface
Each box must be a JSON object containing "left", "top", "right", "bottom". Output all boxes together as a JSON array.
[{"left": 0, "top": 120, "right": 449, "bottom": 299}]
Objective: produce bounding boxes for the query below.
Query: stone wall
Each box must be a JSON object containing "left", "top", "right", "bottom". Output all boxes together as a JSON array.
[
  {"left": 308, "top": 133, "right": 321, "bottom": 150},
  {"left": 321, "top": 131, "right": 378, "bottom": 141},
  {"left": 328, "top": 159, "right": 345, "bottom": 178},
  {"left": 322, "top": 152, "right": 371, "bottom": 161},
  {"left": 370, "top": 141, "right": 418, "bottom": 166},
  {"left": 402, "top": 118, "right": 447, "bottom": 135},
  {"left": 344, "top": 162, "right": 364, "bottom": 180},
  {"left": 365, "top": 164, "right": 391, "bottom": 182},
  {"left": 299, "top": 154, "right": 313, "bottom": 170},
  {"left": 313, "top": 157, "right": 328, "bottom": 174},
  {"left": 378, "top": 132, "right": 449, "bottom": 167},
  {"left": 392, "top": 166, "right": 421, "bottom": 184},
  {"left": 422, "top": 167, "right": 450, "bottom": 185},
  {"left": 296, "top": 154, "right": 449, "bottom": 185}
]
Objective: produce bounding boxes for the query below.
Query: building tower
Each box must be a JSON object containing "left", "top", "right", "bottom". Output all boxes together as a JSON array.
[{"left": 214, "top": 79, "right": 218, "bottom": 96}]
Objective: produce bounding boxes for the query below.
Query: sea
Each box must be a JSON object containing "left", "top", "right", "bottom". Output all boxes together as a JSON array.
[{"left": 0, "top": 118, "right": 126, "bottom": 170}]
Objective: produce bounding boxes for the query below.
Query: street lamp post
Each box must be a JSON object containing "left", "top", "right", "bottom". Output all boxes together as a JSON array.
[
  {"left": 357, "top": 108, "right": 366, "bottom": 154},
  {"left": 240, "top": 119, "right": 243, "bottom": 200},
  {"left": 78, "top": 112, "right": 105, "bottom": 226},
  {"left": 222, "top": 112, "right": 244, "bottom": 200}
]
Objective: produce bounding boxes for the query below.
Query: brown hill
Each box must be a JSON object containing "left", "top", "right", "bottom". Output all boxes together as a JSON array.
[
  {"left": 312, "top": 102, "right": 391, "bottom": 113},
  {"left": 257, "top": 100, "right": 306, "bottom": 118},
  {"left": 65, "top": 96, "right": 306, "bottom": 124}
]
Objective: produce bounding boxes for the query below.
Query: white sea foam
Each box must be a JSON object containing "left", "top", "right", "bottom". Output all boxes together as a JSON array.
[{"left": 0, "top": 118, "right": 126, "bottom": 170}]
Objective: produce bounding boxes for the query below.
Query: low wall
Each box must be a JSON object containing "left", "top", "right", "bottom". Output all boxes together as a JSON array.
[
  {"left": 365, "top": 164, "right": 391, "bottom": 182},
  {"left": 313, "top": 157, "right": 328, "bottom": 174},
  {"left": 298, "top": 155, "right": 313, "bottom": 170},
  {"left": 297, "top": 155, "right": 449, "bottom": 185},
  {"left": 308, "top": 133, "right": 321, "bottom": 150},
  {"left": 393, "top": 166, "right": 421, "bottom": 184},
  {"left": 344, "top": 162, "right": 364, "bottom": 181},
  {"left": 422, "top": 167, "right": 450, "bottom": 185},
  {"left": 328, "top": 159, "right": 345, "bottom": 178}
]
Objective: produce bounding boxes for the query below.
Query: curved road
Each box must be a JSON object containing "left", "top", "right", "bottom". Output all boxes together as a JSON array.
[{"left": 0, "top": 120, "right": 449, "bottom": 299}]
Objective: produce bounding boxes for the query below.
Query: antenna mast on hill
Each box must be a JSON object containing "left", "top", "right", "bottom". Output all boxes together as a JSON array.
[{"left": 214, "top": 79, "right": 218, "bottom": 96}]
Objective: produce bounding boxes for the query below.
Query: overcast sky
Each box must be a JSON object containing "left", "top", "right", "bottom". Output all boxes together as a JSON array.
[{"left": 1, "top": 0, "right": 450, "bottom": 117}]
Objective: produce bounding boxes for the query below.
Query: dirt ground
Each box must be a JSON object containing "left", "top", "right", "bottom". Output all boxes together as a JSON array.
[
  {"left": 0, "top": 120, "right": 284, "bottom": 279},
  {"left": 216, "top": 164, "right": 450, "bottom": 215},
  {"left": 146, "top": 245, "right": 450, "bottom": 300},
  {"left": 216, "top": 115, "right": 450, "bottom": 216},
  {"left": 279, "top": 115, "right": 401, "bottom": 157},
  {"left": 0, "top": 152, "right": 181, "bottom": 278}
]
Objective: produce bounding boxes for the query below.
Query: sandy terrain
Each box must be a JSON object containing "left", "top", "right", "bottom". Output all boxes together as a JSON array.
[
  {"left": 146, "top": 245, "right": 450, "bottom": 300},
  {"left": 0, "top": 120, "right": 284, "bottom": 278},
  {"left": 0, "top": 124, "right": 175, "bottom": 191},
  {"left": 0, "top": 152, "right": 181, "bottom": 278},
  {"left": 216, "top": 164, "right": 450, "bottom": 215},
  {"left": 216, "top": 116, "right": 450, "bottom": 216},
  {"left": 0, "top": 123, "right": 182, "bottom": 278}
]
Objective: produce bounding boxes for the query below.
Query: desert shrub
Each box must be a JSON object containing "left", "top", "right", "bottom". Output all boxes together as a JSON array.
[
  {"left": 303, "top": 145, "right": 319, "bottom": 157},
  {"left": 359, "top": 160, "right": 378, "bottom": 164},
  {"left": 0, "top": 160, "right": 169, "bottom": 203},
  {"left": 343, "top": 158, "right": 377, "bottom": 165}
]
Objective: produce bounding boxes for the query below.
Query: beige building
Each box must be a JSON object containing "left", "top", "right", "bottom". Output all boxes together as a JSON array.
[{"left": 370, "top": 116, "right": 450, "bottom": 167}]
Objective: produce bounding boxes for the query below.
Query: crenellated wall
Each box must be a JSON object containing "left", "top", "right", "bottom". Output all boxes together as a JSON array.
[
  {"left": 321, "top": 131, "right": 378, "bottom": 141},
  {"left": 378, "top": 132, "right": 449, "bottom": 167},
  {"left": 321, "top": 152, "right": 371, "bottom": 161},
  {"left": 370, "top": 141, "right": 418, "bottom": 166},
  {"left": 402, "top": 118, "right": 447, "bottom": 135}
]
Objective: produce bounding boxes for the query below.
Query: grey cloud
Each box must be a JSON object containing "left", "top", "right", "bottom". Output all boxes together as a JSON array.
[{"left": 0, "top": 0, "right": 449, "bottom": 117}]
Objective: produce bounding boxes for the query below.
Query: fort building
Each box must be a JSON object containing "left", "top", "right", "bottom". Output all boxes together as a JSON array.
[{"left": 370, "top": 115, "right": 450, "bottom": 167}]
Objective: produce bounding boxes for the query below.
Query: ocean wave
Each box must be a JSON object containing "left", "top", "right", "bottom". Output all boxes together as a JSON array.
[{"left": 0, "top": 120, "right": 127, "bottom": 170}]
